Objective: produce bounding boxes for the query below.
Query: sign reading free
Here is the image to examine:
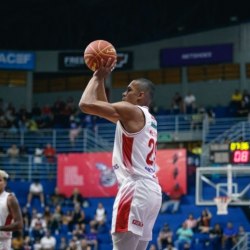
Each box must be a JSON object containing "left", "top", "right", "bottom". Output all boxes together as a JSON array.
[
  {"left": 0, "top": 51, "right": 35, "bottom": 70},
  {"left": 58, "top": 51, "right": 133, "bottom": 71}
]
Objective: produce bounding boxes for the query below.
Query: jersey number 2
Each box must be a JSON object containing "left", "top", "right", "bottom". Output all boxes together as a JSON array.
[{"left": 146, "top": 138, "right": 156, "bottom": 165}]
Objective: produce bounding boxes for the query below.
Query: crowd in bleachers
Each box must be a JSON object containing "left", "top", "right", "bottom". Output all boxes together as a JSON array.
[
  {"left": 7, "top": 179, "right": 249, "bottom": 250},
  {"left": 1, "top": 89, "right": 250, "bottom": 250},
  {"left": 9, "top": 181, "right": 109, "bottom": 250},
  {"left": 0, "top": 88, "right": 249, "bottom": 135},
  {"left": 0, "top": 97, "right": 98, "bottom": 133},
  {"left": 153, "top": 211, "right": 246, "bottom": 250}
]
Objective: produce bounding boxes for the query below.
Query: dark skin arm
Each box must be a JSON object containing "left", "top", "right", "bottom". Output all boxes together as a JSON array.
[
  {"left": 0, "top": 194, "right": 23, "bottom": 231},
  {"left": 79, "top": 59, "right": 145, "bottom": 133}
]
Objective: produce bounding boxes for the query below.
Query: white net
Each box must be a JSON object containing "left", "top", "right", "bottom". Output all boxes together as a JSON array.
[{"left": 214, "top": 196, "right": 231, "bottom": 215}]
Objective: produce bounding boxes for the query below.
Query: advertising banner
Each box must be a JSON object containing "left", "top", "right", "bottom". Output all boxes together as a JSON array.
[
  {"left": 160, "top": 43, "right": 233, "bottom": 67},
  {"left": 156, "top": 149, "right": 187, "bottom": 194},
  {"left": 58, "top": 51, "right": 133, "bottom": 71},
  {"left": 57, "top": 152, "right": 117, "bottom": 197},
  {"left": 0, "top": 51, "right": 35, "bottom": 70},
  {"left": 57, "top": 149, "right": 187, "bottom": 197}
]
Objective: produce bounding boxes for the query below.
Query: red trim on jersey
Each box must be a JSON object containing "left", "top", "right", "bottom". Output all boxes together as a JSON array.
[
  {"left": 122, "top": 134, "right": 134, "bottom": 168},
  {"left": 5, "top": 213, "right": 12, "bottom": 225},
  {"left": 115, "top": 188, "right": 134, "bottom": 232}
]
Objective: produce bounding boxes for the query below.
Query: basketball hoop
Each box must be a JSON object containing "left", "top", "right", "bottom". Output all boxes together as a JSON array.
[{"left": 214, "top": 196, "right": 231, "bottom": 215}]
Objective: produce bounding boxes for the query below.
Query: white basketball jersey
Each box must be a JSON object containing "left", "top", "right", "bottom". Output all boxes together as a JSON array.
[
  {"left": 0, "top": 191, "right": 12, "bottom": 239},
  {"left": 112, "top": 106, "right": 158, "bottom": 185}
]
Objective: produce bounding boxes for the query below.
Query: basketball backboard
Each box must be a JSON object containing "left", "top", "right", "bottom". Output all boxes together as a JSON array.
[{"left": 196, "top": 165, "right": 250, "bottom": 206}]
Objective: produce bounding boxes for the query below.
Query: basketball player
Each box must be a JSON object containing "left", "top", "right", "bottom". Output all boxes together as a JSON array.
[
  {"left": 79, "top": 59, "right": 162, "bottom": 250},
  {"left": 0, "top": 170, "right": 23, "bottom": 249}
]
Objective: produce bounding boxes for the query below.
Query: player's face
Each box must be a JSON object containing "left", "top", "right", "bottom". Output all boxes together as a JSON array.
[
  {"left": 0, "top": 176, "right": 6, "bottom": 193},
  {"left": 122, "top": 81, "right": 142, "bottom": 104}
]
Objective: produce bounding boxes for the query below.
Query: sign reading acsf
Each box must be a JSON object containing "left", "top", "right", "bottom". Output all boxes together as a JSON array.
[{"left": 0, "top": 51, "right": 35, "bottom": 70}]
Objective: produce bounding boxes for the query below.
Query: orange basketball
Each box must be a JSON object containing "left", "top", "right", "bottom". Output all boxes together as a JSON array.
[{"left": 84, "top": 40, "right": 117, "bottom": 71}]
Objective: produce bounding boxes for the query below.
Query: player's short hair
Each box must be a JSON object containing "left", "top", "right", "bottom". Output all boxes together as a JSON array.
[
  {"left": 135, "top": 78, "right": 155, "bottom": 102},
  {"left": 0, "top": 170, "right": 9, "bottom": 181}
]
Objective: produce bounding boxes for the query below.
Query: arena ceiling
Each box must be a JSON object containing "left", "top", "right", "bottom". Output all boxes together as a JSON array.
[{"left": 0, "top": 0, "right": 250, "bottom": 51}]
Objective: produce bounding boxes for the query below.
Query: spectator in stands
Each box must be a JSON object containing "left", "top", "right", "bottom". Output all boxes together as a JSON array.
[
  {"left": 0, "top": 146, "right": 5, "bottom": 166},
  {"left": 26, "top": 116, "right": 39, "bottom": 133},
  {"left": 0, "top": 108, "right": 8, "bottom": 129},
  {"left": 40, "top": 229, "right": 57, "bottom": 250},
  {"left": 23, "top": 236, "right": 32, "bottom": 250},
  {"left": 72, "top": 222, "right": 86, "bottom": 239},
  {"left": 85, "top": 227, "right": 98, "bottom": 250},
  {"left": 29, "top": 213, "right": 46, "bottom": 245},
  {"left": 69, "top": 187, "right": 89, "bottom": 208},
  {"left": 190, "top": 107, "right": 206, "bottom": 130},
  {"left": 184, "top": 92, "right": 196, "bottom": 114},
  {"left": 43, "top": 206, "right": 52, "bottom": 229},
  {"left": 237, "top": 225, "right": 246, "bottom": 241},
  {"left": 66, "top": 237, "right": 79, "bottom": 250},
  {"left": 30, "top": 213, "right": 47, "bottom": 231},
  {"left": 33, "top": 144, "right": 44, "bottom": 169},
  {"left": 22, "top": 206, "right": 31, "bottom": 236},
  {"left": 221, "top": 222, "right": 238, "bottom": 249},
  {"left": 58, "top": 236, "right": 67, "bottom": 250},
  {"left": 229, "top": 89, "right": 242, "bottom": 115},
  {"left": 83, "top": 114, "right": 96, "bottom": 130},
  {"left": 157, "top": 223, "right": 174, "bottom": 250},
  {"left": 60, "top": 210, "right": 72, "bottom": 234},
  {"left": 69, "top": 114, "right": 82, "bottom": 147},
  {"left": 26, "top": 179, "right": 45, "bottom": 208},
  {"left": 160, "top": 183, "right": 184, "bottom": 213},
  {"left": 92, "top": 202, "right": 107, "bottom": 229},
  {"left": 5, "top": 103, "right": 16, "bottom": 127},
  {"left": 191, "top": 143, "right": 202, "bottom": 156},
  {"left": 230, "top": 89, "right": 242, "bottom": 106},
  {"left": 79, "top": 239, "right": 92, "bottom": 250},
  {"left": 171, "top": 92, "right": 184, "bottom": 114},
  {"left": 50, "top": 205, "right": 63, "bottom": 234},
  {"left": 18, "top": 114, "right": 28, "bottom": 133},
  {"left": 237, "top": 89, "right": 250, "bottom": 117},
  {"left": 197, "top": 208, "right": 212, "bottom": 233},
  {"left": 208, "top": 223, "right": 223, "bottom": 250},
  {"left": 242, "top": 89, "right": 250, "bottom": 108},
  {"left": 184, "top": 213, "right": 198, "bottom": 232},
  {"left": 69, "top": 203, "right": 86, "bottom": 227},
  {"left": 174, "top": 222, "right": 194, "bottom": 250},
  {"left": 11, "top": 231, "right": 24, "bottom": 250},
  {"left": 33, "top": 237, "right": 42, "bottom": 250},
  {"left": 49, "top": 187, "right": 66, "bottom": 207},
  {"left": 7, "top": 144, "right": 20, "bottom": 164},
  {"left": 43, "top": 143, "right": 56, "bottom": 164}
]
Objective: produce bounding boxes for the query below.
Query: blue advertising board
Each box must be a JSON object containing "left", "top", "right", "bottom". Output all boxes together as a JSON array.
[
  {"left": 160, "top": 44, "right": 233, "bottom": 67},
  {"left": 0, "top": 51, "right": 35, "bottom": 70}
]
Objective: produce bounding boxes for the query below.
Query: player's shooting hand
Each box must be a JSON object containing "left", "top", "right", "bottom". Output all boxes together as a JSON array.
[{"left": 94, "top": 58, "right": 117, "bottom": 79}]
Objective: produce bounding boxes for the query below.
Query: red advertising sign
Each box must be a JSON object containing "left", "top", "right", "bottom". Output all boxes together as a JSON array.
[
  {"left": 57, "top": 152, "right": 118, "bottom": 197},
  {"left": 156, "top": 149, "right": 187, "bottom": 194},
  {"left": 57, "top": 149, "right": 187, "bottom": 197}
]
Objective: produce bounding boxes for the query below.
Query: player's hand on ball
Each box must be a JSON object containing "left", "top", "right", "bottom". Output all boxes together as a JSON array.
[{"left": 94, "top": 58, "right": 117, "bottom": 78}]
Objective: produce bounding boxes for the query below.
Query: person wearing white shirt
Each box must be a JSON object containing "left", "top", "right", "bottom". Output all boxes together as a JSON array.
[{"left": 40, "top": 230, "right": 56, "bottom": 250}]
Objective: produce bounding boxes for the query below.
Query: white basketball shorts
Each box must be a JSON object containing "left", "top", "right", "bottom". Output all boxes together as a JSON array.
[{"left": 111, "top": 177, "right": 162, "bottom": 241}]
